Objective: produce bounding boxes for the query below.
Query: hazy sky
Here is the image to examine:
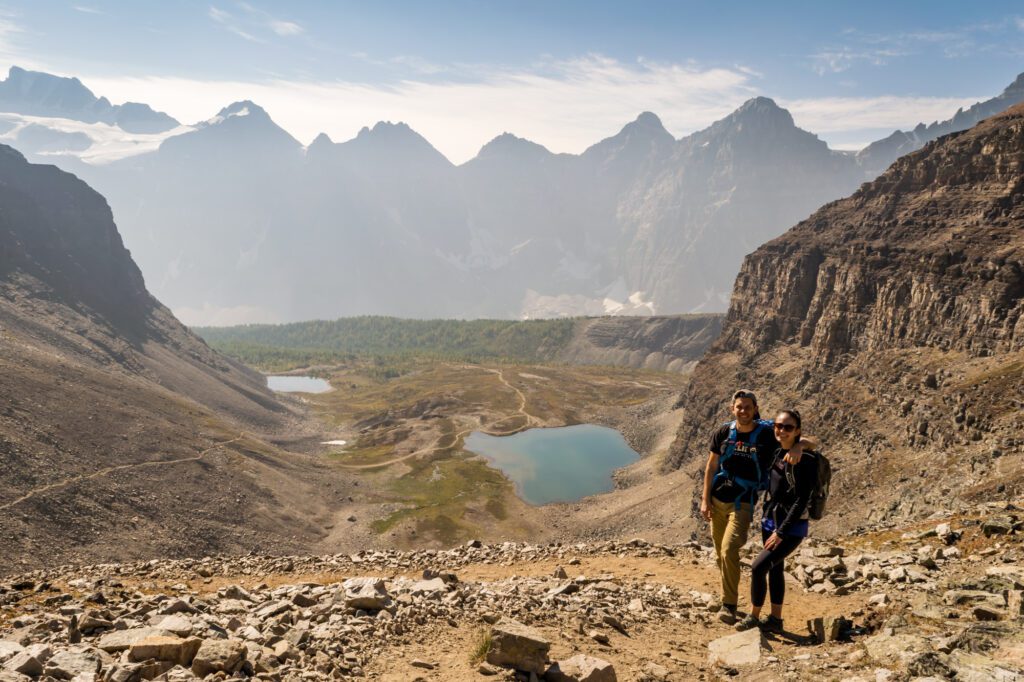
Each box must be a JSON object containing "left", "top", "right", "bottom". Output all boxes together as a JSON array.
[{"left": 3, "top": 1, "right": 1023, "bottom": 162}]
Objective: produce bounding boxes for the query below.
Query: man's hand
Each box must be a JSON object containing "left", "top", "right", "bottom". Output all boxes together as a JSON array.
[
  {"left": 784, "top": 441, "right": 803, "bottom": 465},
  {"left": 764, "top": 532, "right": 783, "bottom": 550},
  {"left": 700, "top": 498, "right": 712, "bottom": 521}
]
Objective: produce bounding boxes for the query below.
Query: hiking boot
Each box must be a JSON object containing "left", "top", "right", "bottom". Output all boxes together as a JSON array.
[
  {"left": 762, "top": 615, "right": 784, "bottom": 633},
  {"left": 735, "top": 614, "right": 760, "bottom": 631},
  {"left": 716, "top": 605, "right": 737, "bottom": 625}
]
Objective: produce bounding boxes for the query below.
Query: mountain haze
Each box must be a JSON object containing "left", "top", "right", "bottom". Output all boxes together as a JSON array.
[{"left": 4, "top": 68, "right": 1023, "bottom": 325}]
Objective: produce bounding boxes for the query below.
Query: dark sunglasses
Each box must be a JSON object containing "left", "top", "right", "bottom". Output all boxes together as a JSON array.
[{"left": 773, "top": 422, "right": 797, "bottom": 433}]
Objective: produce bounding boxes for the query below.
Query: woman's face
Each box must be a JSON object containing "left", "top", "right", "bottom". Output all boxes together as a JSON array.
[{"left": 773, "top": 412, "right": 800, "bottom": 447}]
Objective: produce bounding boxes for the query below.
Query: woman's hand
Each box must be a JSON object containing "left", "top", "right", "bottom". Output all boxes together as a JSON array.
[
  {"left": 700, "top": 497, "right": 712, "bottom": 521},
  {"left": 764, "top": 532, "right": 783, "bottom": 550}
]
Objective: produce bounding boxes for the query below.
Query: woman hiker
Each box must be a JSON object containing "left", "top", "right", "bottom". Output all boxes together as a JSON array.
[
  {"left": 700, "top": 390, "right": 817, "bottom": 625},
  {"left": 736, "top": 409, "right": 818, "bottom": 633}
]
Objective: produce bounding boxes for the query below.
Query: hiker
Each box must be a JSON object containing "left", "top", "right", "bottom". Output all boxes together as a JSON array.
[
  {"left": 735, "top": 409, "right": 817, "bottom": 633},
  {"left": 700, "top": 390, "right": 815, "bottom": 625}
]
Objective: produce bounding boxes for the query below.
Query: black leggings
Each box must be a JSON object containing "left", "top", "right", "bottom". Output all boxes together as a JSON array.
[{"left": 750, "top": 529, "right": 804, "bottom": 608}]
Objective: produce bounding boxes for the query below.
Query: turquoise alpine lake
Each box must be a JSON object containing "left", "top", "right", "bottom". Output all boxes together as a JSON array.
[
  {"left": 464, "top": 424, "right": 640, "bottom": 505},
  {"left": 266, "top": 375, "right": 332, "bottom": 393}
]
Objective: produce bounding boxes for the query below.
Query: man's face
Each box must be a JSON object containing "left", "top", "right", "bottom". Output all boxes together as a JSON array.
[{"left": 731, "top": 397, "right": 756, "bottom": 425}]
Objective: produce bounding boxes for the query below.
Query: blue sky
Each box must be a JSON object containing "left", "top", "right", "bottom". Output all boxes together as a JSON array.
[{"left": 3, "top": 1, "right": 1023, "bottom": 161}]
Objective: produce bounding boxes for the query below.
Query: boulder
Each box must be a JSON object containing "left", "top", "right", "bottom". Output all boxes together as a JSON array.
[
  {"left": 863, "top": 632, "right": 930, "bottom": 664},
  {"left": 0, "top": 643, "right": 23, "bottom": 664},
  {"left": 128, "top": 636, "right": 202, "bottom": 666},
  {"left": 3, "top": 653, "right": 42, "bottom": 677},
  {"left": 97, "top": 629, "right": 174, "bottom": 654},
  {"left": 981, "top": 516, "right": 1014, "bottom": 536},
  {"left": 44, "top": 647, "right": 104, "bottom": 680},
  {"left": 942, "top": 590, "right": 1005, "bottom": 609},
  {"left": 1007, "top": 590, "right": 1023, "bottom": 619},
  {"left": 485, "top": 619, "right": 550, "bottom": 674},
  {"left": 340, "top": 578, "right": 389, "bottom": 610},
  {"left": 148, "top": 616, "right": 193, "bottom": 637},
  {"left": 545, "top": 654, "right": 616, "bottom": 682},
  {"left": 190, "top": 639, "right": 246, "bottom": 677},
  {"left": 708, "top": 628, "right": 769, "bottom": 667},
  {"left": 408, "top": 578, "right": 448, "bottom": 596},
  {"left": 0, "top": 672, "right": 31, "bottom": 682}
]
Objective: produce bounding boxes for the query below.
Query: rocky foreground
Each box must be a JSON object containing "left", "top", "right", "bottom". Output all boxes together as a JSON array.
[{"left": 0, "top": 505, "right": 1021, "bottom": 682}]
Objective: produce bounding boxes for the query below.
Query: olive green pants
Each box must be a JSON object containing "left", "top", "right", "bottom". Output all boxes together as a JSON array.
[{"left": 711, "top": 496, "right": 753, "bottom": 607}]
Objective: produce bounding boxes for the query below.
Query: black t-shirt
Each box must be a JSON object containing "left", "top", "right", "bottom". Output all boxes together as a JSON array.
[{"left": 708, "top": 420, "right": 778, "bottom": 503}]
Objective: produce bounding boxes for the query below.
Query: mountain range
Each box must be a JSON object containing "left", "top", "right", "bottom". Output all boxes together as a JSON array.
[{"left": 3, "top": 65, "right": 1023, "bottom": 324}]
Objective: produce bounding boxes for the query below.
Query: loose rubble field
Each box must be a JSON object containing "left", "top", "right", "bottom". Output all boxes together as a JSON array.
[{"left": 0, "top": 504, "right": 1021, "bottom": 682}]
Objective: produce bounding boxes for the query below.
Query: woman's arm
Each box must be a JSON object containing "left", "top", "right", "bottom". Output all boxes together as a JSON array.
[{"left": 775, "top": 458, "right": 815, "bottom": 534}]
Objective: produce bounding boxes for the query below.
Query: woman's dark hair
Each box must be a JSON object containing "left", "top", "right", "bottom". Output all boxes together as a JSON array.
[{"left": 777, "top": 409, "right": 802, "bottom": 430}]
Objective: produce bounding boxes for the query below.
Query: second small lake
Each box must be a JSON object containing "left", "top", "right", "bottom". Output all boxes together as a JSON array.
[
  {"left": 464, "top": 424, "right": 640, "bottom": 505},
  {"left": 266, "top": 375, "right": 332, "bottom": 393}
]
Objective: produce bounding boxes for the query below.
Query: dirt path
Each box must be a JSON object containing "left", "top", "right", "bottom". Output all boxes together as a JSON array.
[
  {"left": 0, "top": 435, "right": 244, "bottom": 512},
  {"left": 484, "top": 367, "right": 538, "bottom": 427},
  {"left": 334, "top": 367, "right": 538, "bottom": 471}
]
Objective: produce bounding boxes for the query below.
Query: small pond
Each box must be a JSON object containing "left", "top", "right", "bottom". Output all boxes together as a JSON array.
[
  {"left": 464, "top": 424, "right": 640, "bottom": 505},
  {"left": 266, "top": 375, "right": 332, "bottom": 393}
]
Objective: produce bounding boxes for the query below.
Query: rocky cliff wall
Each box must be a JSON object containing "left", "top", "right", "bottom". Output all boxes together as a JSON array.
[
  {"left": 557, "top": 314, "right": 723, "bottom": 372},
  {"left": 663, "top": 105, "right": 1024, "bottom": 532}
]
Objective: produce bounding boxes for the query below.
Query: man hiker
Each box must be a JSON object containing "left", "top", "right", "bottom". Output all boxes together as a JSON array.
[{"left": 700, "top": 389, "right": 816, "bottom": 624}]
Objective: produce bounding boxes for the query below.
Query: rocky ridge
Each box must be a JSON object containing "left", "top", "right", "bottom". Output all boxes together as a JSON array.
[
  {"left": 0, "top": 143, "right": 352, "bottom": 574},
  {"left": 0, "top": 510, "right": 1021, "bottom": 681}
]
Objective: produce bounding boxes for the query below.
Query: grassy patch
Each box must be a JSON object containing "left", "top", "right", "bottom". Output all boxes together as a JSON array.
[
  {"left": 369, "top": 456, "right": 511, "bottom": 541},
  {"left": 326, "top": 444, "right": 394, "bottom": 466},
  {"left": 470, "top": 629, "right": 493, "bottom": 665}
]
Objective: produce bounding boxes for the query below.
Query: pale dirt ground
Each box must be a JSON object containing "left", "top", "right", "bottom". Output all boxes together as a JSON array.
[{"left": 364, "top": 555, "right": 864, "bottom": 680}]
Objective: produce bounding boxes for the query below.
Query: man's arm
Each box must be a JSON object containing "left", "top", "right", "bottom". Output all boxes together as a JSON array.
[
  {"left": 701, "top": 451, "right": 718, "bottom": 521},
  {"left": 784, "top": 434, "right": 820, "bottom": 465}
]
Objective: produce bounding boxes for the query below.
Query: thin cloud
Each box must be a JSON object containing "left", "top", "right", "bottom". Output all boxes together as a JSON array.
[
  {"left": 208, "top": 5, "right": 265, "bottom": 43},
  {"left": 812, "top": 17, "right": 1023, "bottom": 74},
  {"left": 269, "top": 20, "right": 302, "bottom": 36},
  {"left": 784, "top": 95, "right": 983, "bottom": 135},
  {"left": 811, "top": 46, "right": 907, "bottom": 75},
  {"left": 233, "top": 2, "right": 304, "bottom": 39},
  {"left": 73, "top": 6, "right": 104, "bottom": 15}
]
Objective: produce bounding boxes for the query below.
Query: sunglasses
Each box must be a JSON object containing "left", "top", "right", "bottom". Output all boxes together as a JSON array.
[{"left": 773, "top": 422, "right": 797, "bottom": 433}]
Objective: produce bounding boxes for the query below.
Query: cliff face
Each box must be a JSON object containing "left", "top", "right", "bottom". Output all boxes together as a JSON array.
[
  {"left": 665, "top": 104, "right": 1024, "bottom": 531},
  {"left": 557, "top": 314, "right": 723, "bottom": 372}
]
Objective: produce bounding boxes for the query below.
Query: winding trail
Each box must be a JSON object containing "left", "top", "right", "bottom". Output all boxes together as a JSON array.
[
  {"left": 333, "top": 367, "right": 537, "bottom": 470},
  {"left": 0, "top": 436, "right": 244, "bottom": 512}
]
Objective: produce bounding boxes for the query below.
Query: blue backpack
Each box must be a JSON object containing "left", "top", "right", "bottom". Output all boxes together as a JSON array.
[{"left": 713, "top": 420, "right": 768, "bottom": 509}]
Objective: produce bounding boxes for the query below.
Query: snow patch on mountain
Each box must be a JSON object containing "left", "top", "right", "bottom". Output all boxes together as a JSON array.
[{"left": 0, "top": 112, "right": 193, "bottom": 164}]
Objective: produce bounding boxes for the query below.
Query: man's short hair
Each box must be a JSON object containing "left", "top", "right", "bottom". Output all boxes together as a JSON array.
[{"left": 732, "top": 389, "right": 758, "bottom": 405}]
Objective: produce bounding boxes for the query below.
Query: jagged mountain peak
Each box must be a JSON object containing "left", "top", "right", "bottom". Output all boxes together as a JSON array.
[
  {"left": 728, "top": 96, "right": 795, "bottom": 126},
  {"left": 474, "top": 132, "right": 552, "bottom": 161},
  {"left": 583, "top": 110, "right": 674, "bottom": 161},
  {"left": 0, "top": 67, "right": 179, "bottom": 134},
  {"left": 3, "top": 65, "right": 94, "bottom": 99},
  {"left": 1002, "top": 71, "right": 1024, "bottom": 96},
  {"left": 213, "top": 100, "right": 269, "bottom": 120},
  {"left": 309, "top": 132, "right": 333, "bottom": 147}
]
